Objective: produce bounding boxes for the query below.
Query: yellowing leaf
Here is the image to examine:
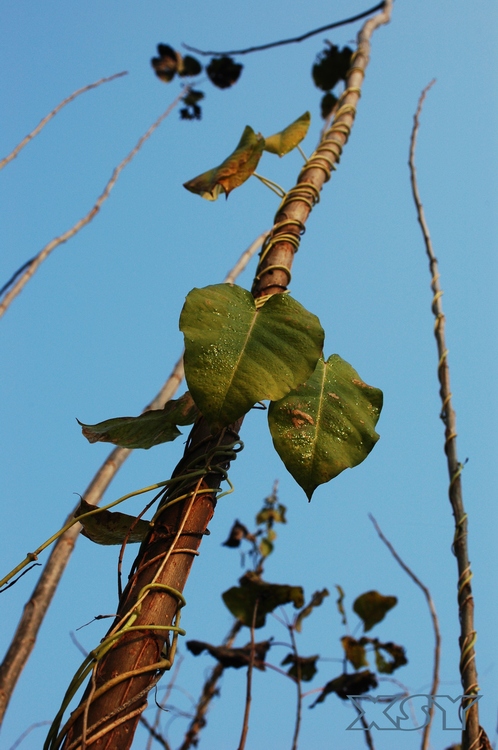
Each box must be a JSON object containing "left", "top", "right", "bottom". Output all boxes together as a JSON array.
[
  {"left": 183, "top": 126, "right": 265, "bottom": 199},
  {"left": 353, "top": 591, "right": 398, "bottom": 632},
  {"left": 264, "top": 112, "right": 311, "bottom": 156}
]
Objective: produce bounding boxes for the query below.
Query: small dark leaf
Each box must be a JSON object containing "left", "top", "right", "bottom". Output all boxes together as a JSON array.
[
  {"left": 75, "top": 499, "right": 150, "bottom": 546},
  {"left": 295, "top": 589, "right": 329, "bottom": 633},
  {"left": 222, "top": 520, "right": 254, "bottom": 548},
  {"left": 151, "top": 43, "right": 181, "bottom": 83},
  {"left": 320, "top": 92, "right": 338, "bottom": 119},
  {"left": 206, "top": 56, "right": 243, "bottom": 89},
  {"left": 335, "top": 584, "right": 347, "bottom": 626},
  {"left": 186, "top": 639, "right": 272, "bottom": 670},
  {"left": 222, "top": 571, "right": 304, "bottom": 628},
  {"left": 341, "top": 635, "right": 369, "bottom": 670},
  {"left": 353, "top": 591, "right": 398, "bottom": 632},
  {"left": 180, "top": 89, "right": 204, "bottom": 121},
  {"left": 310, "top": 670, "right": 378, "bottom": 707},
  {"left": 179, "top": 55, "right": 202, "bottom": 77},
  {"left": 79, "top": 392, "right": 199, "bottom": 449},
  {"left": 281, "top": 653, "right": 319, "bottom": 682},
  {"left": 312, "top": 44, "right": 353, "bottom": 92},
  {"left": 373, "top": 640, "right": 408, "bottom": 674}
]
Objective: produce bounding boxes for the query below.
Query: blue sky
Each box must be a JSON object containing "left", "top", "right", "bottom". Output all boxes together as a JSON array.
[{"left": 1, "top": 2, "right": 497, "bottom": 749}]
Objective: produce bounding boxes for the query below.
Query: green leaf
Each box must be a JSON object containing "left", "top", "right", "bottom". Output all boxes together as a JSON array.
[
  {"left": 180, "top": 284, "right": 324, "bottom": 431},
  {"left": 255, "top": 504, "right": 287, "bottom": 526},
  {"left": 78, "top": 392, "right": 199, "bottom": 449},
  {"left": 294, "top": 588, "right": 329, "bottom": 633},
  {"left": 281, "top": 653, "right": 319, "bottom": 682},
  {"left": 341, "top": 636, "right": 369, "bottom": 670},
  {"left": 259, "top": 537, "right": 274, "bottom": 559},
  {"left": 75, "top": 499, "right": 150, "bottom": 545},
  {"left": 268, "top": 354, "right": 382, "bottom": 499},
  {"left": 183, "top": 126, "right": 264, "bottom": 200},
  {"left": 264, "top": 112, "right": 310, "bottom": 156},
  {"left": 222, "top": 571, "right": 304, "bottom": 628},
  {"left": 353, "top": 591, "right": 398, "bottom": 632}
]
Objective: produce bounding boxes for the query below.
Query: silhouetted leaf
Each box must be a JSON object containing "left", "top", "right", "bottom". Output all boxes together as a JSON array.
[
  {"left": 180, "top": 89, "right": 204, "bottom": 121},
  {"left": 264, "top": 112, "right": 311, "bottom": 157},
  {"left": 268, "top": 355, "right": 382, "bottom": 499},
  {"left": 320, "top": 92, "right": 338, "bottom": 119},
  {"left": 353, "top": 591, "right": 398, "bottom": 632},
  {"left": 281, "top": 653, "right": 319, "bottom": 682},
  {"left": 151, "top": 44, "right": 182, "bottom": 83},
  {"left": 312, "top": 44, "right": 353, "bottom": 92},
  {"left": 183, "top": 126, "right": 264, "bottom": 200},
  {"left": 180, "top": 284, "right": 324, "bottom": 430},
  {"left": 295, "top": 589, "right": 329, "bottom": 633},
  {"left": 179, "top": 55, "right": 202, "bottom": 77},
  {"left": 222, "top": 520, "right": 254, "bottom": 548},
  {"left": 222, "top": 571, "right": 304, "bottom": 628},
  {"left": 341, "top": 636, "right": 369, "bottom": 670},
  {"left": 78, "top": 392, "right": 199, "bottom": 449},
  {"left": 373, "top": 640, "right": 408, "bottom": 674},
  {"left": 206, "top": 56, "right": 243, "bottom": 88},
  {"left": 75, "top": 499, "right": 150, "bottom": 545},
  {"left": 335, "top": 584, "right": 347, "bottom": 626},
  {"left": 186, "top": 639, "right": 271, "bottom": 670},
  {"left": 310, "top": 670, "right": 377, "bottom": 706}
]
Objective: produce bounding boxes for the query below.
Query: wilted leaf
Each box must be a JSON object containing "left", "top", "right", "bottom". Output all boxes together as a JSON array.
[
  {"left": 222, "top": 520, "right": 254, "bottom": 548},
  {"left": 206, "top": 56, "right": 243, "bottom": 88},
  {"left": 180, "top": 284, "right": 324, "bottom": 431},
  {"left": 320, "top": 92, "right": 338, "bottom": 119},
  {"left": 312, "top": 44, "right": 353, "bottom": 92},
  {"left": 373, "top": 640, "right": 408, "bottom": 674},
  {"left": 295, "top": 589, "right": 329, "bottom": 633},
  {"left": 186, "top": 639, "right": 271, "bottom": 670},
  {"left": 75, "top": 499, "right": 150, "bottom": 545},
  {"left": 341, "top": 636, "right": 369, "bottom": 670},
  {"left": 183, "top": 126, "right": 264, "bottom": 200},
  {"left": 180, "top": 89, "right": 204, "bottom": 121},
  {"left": 264, "top": 112, "right": 311, "bottom": 157},
  {"left": 281, "top": 653, "right": 319, "bottom": 682},
  {"left": 151, "top": 44, "right": 182, "bottom": 83},
  {"left": 268, "top": 355, "right": 383, "bottom": 499},
  {"left": 310, "top": 670, "right": 377, "bottom": 707},
  {"left": 335, "top": 584, "right": 347, "bottom": 626},
  {"left": 353, "top": 591, "right": 398, "bottom": 632},
  {"left": 222, "top": 571, "right": 304, "bottom": 628},
  {"left": 78, "top": 392, "right": 199, "bottom": 449}
]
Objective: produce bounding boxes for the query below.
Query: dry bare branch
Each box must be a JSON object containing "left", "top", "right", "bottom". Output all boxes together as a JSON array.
[
  {"left": 0, "top": 87, "right": 186, "bottom": 319},
  {"left": 0, "top": 235, "right": 263, "bottom": 727},
  {"left": 0, "top": 72, "right": 128, "bottom": 171},
  {"left": 409, "top": 81, "right": 481, "bottom": 750},
  {"left": 369, "top": 513, "right": 441, "bottom": 750}
]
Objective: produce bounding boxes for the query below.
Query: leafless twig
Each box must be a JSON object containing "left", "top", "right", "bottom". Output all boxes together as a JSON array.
[
  {"left": 237, "top": 601, "right": 258, "bottom": 750},
  {"left": 409, "top": 81, "right": 480, "bottom": 750},
  {"left": 0, "top": 72, "right": 127, "bottom": 171},
  {"left": 183, "top": 3, "right": 384, "bottom": 56},
  {"left": 0, "top": 87, "right": 187, "bottom": 319},
  {"left": 369, "top": 513, "right": 441, "bottom": 750}
]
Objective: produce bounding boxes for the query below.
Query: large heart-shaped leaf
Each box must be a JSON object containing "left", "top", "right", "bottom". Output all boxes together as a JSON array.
[
  {"left": 75, "top": 499, "right": 150, "bottom": 545},
  {"left": 264, "top": 112, "right": 311, "bottom": 156},
  {"left": 268, "top": 354, "right": 382, "bottom": 499},
  {"left": 78, "top": 392, "right": 199, "bottom": 449},
  {"left": 180, "top": 284, "right": 324, "bottom": 431},
  {"left": 183, "top": 126, "right": 265, "bottom": 200}
]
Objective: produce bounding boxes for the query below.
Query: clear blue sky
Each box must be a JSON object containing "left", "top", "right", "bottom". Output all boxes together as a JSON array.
[{"left": 1, "top": 2, "right": 497, "bottom": 749}]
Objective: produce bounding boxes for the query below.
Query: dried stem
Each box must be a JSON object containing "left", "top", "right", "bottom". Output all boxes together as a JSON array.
[
  {"left": 354, "top": 703, "right": 375, "bottom": 750},
  {"left": 0, "top": 87, "right": 186, "bottom": 319},
  {"left": 237, "top": 601, "right": 258, "bottom": 750},
  {"left": 178, "top": 620, "right": 242, "bottom": 750},
  {"left": 409, "top": 81, "right": 480, "bottom": 750},
  {"left": 369, "top": 513, "right": 441, "bottom": 750},
  {"left": 183, "top": 2, "right": 384, "bottom": 56},
  {"left": 0, "top": 236, "right": 263, "bottom": 728},
  {"left": 0, "top": 72, "right": 128, "bottom": 171},
  {"left": 55, "top": 6, "right": 392, "bottom": 748},
  {"left": 288, "top": 624, "right": 303, "bottom": 750}
]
